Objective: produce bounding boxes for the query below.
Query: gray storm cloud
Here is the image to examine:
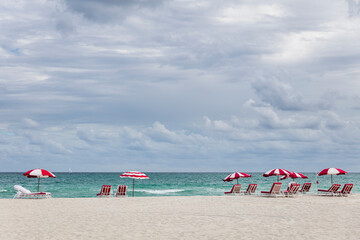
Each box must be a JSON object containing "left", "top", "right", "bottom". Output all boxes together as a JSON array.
[{"left": 0, "top": 0, "right": 360, "bottom": 171}]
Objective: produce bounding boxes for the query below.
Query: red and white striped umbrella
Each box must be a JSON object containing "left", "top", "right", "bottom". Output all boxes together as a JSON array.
[
  {"left": 23, "top": 168, "right": 56, "bottom": 192},
  {"left": 223, "top": 172, "right": 251, "bottom": 183},
  {"left": 263, "top": 169, "right": 291, "bottom": 182},
  {"left": 281, "top": 172, "right": 308, "bottom": 180},
  {"left": 318, "top": 168, "right": 347, "bottom": 184},
  {"left": 289, "top": 172, "right": 308, "bottom": 179},
  {"left": 318, "top": 168, "right": 347, "bottom": 176},
  {"left": 24, "top": 169, "right": 56, "bottom": 178},
  {"left": 120, "top": 171, "right": 149, "bottom": 179},
  {"left": 120, "top": 171, "right": 149, "bottom": 197}
]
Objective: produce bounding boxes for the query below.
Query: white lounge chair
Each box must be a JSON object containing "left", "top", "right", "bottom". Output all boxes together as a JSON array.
[{"left": 13, "top": 185, "right": 51, "bottom": 199}]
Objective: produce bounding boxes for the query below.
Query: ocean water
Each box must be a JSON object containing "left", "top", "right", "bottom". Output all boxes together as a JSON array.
[{"left": 0, "top": 172, "right": 359, "bottom": 199}]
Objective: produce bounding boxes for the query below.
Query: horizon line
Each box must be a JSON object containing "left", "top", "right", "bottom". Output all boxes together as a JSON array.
[{"left": 1, "top": 171, "right": 360, "bottom": 174}]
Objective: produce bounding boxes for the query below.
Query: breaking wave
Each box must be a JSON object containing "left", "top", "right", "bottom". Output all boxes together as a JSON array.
[{"left": 135, "top": 189, "right": 185, "bottom": 194}]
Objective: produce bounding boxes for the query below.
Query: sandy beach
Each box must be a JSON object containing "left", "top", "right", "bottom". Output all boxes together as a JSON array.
[{"left": 1, "top": 195, "right": 360, "bottom": 240}]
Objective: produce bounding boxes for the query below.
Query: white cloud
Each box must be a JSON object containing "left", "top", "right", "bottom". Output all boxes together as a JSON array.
[
  {"left": 21, "top": 118, "right": 39, "bottom": 129},
  {"left": 347, "top": 0, "right": 360, "bottom": 17},
  {"left": 262, "top": 31, "right": 334, "bottom": 64},
  {"left": 252, "top": 78, "right": 306, "bottom": 111},
  {"left": 217, "top": 4, "right": 286, "bottom": 25},
  {"left": 21, "top": 131, "right": 72, "bottom": 155},
  {"left": 322, "top": 111, "right": 345, "bottom": 130},
  {"left": 203, "top": 117, "right": 233, "bottom": 131}
]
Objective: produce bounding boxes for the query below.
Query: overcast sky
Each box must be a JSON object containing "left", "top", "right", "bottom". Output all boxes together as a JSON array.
[{"left": 1, "top": 0, "right": 360, "bottom": 172}]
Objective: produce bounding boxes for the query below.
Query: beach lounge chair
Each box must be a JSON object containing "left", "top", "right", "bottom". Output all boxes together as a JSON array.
[
  {"left": 336, "top": 184, "right": 353, "bottom": 197},
  {"left": 281, "top": 183, "right": 300, "bottom": 197},
  {"left": 318, "top": 184, "right": 341, "bottom": 196},
  {"left": 240, "top": 184, "right": 257, "bottom": 195},
  {"left": 261, "top": 182, "right": 282, "bottom": 197},
  {"left": 13, "top": 185, "right": 51, "bottom": 199},
  {"left": 114, "top": 185, "right": 128, "bottom": 197},
  {"left": 97, "top": 185, "right": 112, "bottom": 197},
  {"left": 299, "top": 183, "right": 312, "bottom": 194},
  {"left": 224, "top": 184, "right": 241, "bottom": 195}
]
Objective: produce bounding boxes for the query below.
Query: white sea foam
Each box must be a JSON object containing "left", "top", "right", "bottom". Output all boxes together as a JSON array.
[
  {"left": 135, "top": 189, "right": 185, "bottom": 194},
  {"left": 0, "top": 189, "right": 7, "bottom": 192}
]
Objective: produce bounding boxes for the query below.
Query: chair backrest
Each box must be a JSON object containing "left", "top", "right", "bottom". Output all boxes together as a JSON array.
[
  {"left": 300, "top": 183, "right": 311, "bottom": 192},
  {"left": 328, "top": 184, "right": 341, "bottom": 193},
  {"left": 270, "top": 182, "right": 282, "bottom": 194},
  {"left": 116, "top": 185, "right": 127, "bottom": 196},
  {"left": 100, "top": 185, "right": 112, "bottom": 195},
  {"left": 231, "top": 184, "right": 241, "bottom": 193},
  {"left": 341, "top": 184, "right": 353, "bottom": 194},
  {"left": 247, "top": 184, "right": 257, "bottom": 193},
  {"left": 287, "top": 182, "right": 297, "bottom": 191},
  {"left": 289, "top": 184, "right": 301, "bottom": 194},
  {"left": 14, "top": 185, "right": 32, "bottom": 194}
]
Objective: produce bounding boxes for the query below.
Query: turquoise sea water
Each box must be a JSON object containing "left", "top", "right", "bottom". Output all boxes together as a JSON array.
[{"left": 0, "top": 172, "right": 359, "bottom": 198}]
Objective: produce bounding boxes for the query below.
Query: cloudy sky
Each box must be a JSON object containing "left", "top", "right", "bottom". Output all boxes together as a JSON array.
[{"left": 1, "top": 0, "right": 360, "bottom": 172}]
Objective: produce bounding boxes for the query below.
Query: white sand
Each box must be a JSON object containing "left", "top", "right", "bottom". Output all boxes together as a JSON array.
[{"left": 1, "top": 195, "right": 360, "bottom": 240}]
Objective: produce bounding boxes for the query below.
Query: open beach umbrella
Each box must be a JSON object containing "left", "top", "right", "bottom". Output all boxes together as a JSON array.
[
  {"left": 318, "top": 168, "right": 347, "bottom": 185},
  {"left": 223, "top": 172, "right": 251, "bottom": 184},
  {"left": 263, "top": 169, "right": 291, "bottom": 182},
  {"left": 120, "top": 171, "right": 149, "bottom": 197},
  {"left": 281, "top": 172, "right": 308, "bottom": 180},
  {"left": 23, "top": 168, "right": 56, "bottom": 192}
]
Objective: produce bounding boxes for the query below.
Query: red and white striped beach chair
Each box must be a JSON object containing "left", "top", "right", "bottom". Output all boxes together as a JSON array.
[
  {"left": 114, "top": 185, "right": 127, "bottom": 197},
  {"left": 261, "top": 182, "right": 283, "bottom": 197},
  {"left": 318, "top": 184, "right": 341, "bottom": 196},
  {"left": 224, "top": 184, "right": 241, "bottom": 195},
  {"left": 336, "top": 184, "right": 353, "bottom": 197},
  {"left": 13, "top": 185, "right": 51, "bottom": 199},
  {"left": 240, "top": 184, "right": 257, "bottom": 195},
  {"left": 299, "top": 183, "right": 312, "bottom": 194},
  {"left": 97, "top": 185, "right": 112, "bottom": 197},
  {"left": 281, "top": 183, "right": 300, "bottom": 197}
]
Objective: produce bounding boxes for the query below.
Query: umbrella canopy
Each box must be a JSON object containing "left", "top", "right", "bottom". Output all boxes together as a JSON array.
[
  {"left": 263, "top": 169, "right": 291, "bottom": 182},
  {"left": 318, "top": 168, "right": 347, "bottom": 184},
  {"left": 120, "top": 171, "right": 149, "bottom": 197},
  {"left": 120, "top": 171, "right": 149, "bottom": 179},
  {"left": 223, "top": 172, "right": 251, "bottom": 183},
  {"left": 23, "top": 168, "right": 56, "bottom": 192},
  {"left": 281, "top": 172, "right": 308, "bottom": 180}
]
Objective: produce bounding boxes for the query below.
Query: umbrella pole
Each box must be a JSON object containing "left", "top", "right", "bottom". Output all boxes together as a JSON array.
[
  {"left": 133, "top": 179, "right": 135, "bottom": 197},
  {"left": 38, "top": 177, "right": 40, "bottom": 192},
  {"left": 237, "top": 179, "right": 239, "bottom": 184},
  {"left": 277, "top": 175, "right": 279, "bottom": 182},
  {"left": 331, "top": 175, "right": 333, "bottom": 185}
]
